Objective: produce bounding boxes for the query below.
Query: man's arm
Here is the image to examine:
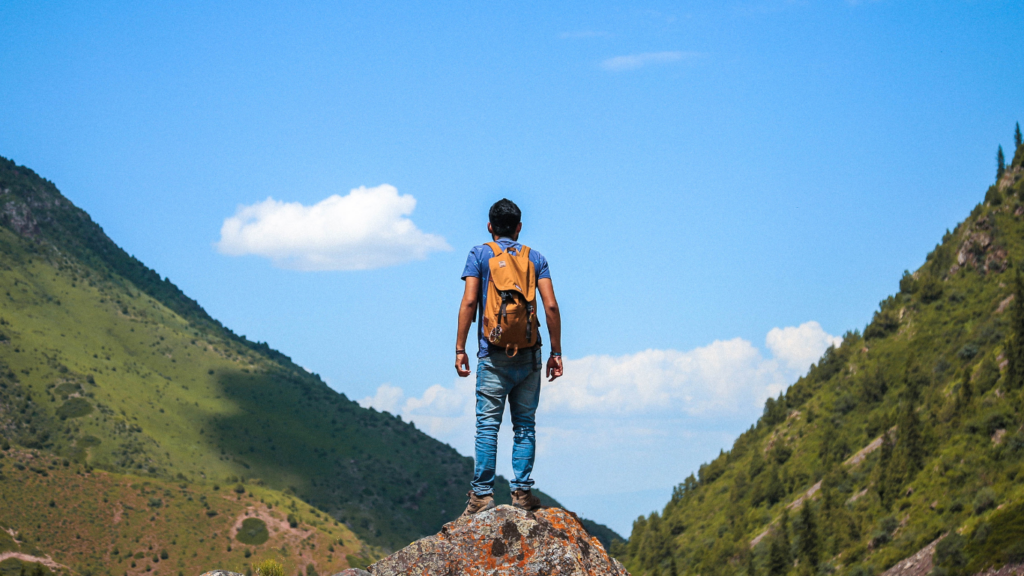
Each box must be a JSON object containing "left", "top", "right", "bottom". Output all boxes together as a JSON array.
[
  {"left": 537, "top": 278, "right": 563, "bottom": 381},
  {"left": 455, "top": 277, "right": 480, "bottom": 377}
]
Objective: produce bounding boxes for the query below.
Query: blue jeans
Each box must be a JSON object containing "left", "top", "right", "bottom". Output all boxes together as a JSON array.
[{"left": 472, "top": 348, "right": 542, "bottom": 496}]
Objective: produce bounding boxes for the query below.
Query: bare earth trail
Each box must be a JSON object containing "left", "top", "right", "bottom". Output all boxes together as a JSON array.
[{"left": 0, "top": 552, "right": 67, "bottom": 570}]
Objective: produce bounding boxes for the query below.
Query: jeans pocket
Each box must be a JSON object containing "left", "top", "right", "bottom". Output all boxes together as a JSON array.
[{"left": 534, "top": 350, "right": 542, "bottom": 372}]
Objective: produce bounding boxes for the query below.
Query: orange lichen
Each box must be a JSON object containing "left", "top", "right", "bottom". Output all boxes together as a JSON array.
[{"left": 370, "top": 505, "right": 629, "bottom": 576}]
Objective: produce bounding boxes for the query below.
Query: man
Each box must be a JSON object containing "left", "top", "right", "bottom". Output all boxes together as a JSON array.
[{"left": 455, "top": 198, "right": 563, "bottom": 517}]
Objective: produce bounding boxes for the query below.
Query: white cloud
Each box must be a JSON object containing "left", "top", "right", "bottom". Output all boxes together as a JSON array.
[
  {"left": 766, "top": 321, "right": 843, "bottom": 375},
  {"left": 358, "top": 383, "right": 406, "bottom": 414},
  {"left": 215, "top": 184, "right": 450, "bottom": 271},
  {"left": 543, "top": 339, "right": 783, "bottom": 416},
  {"left": 360, "top": 379, "right": 477, "bottom": 445},
  {"left": 360, "top": 322, "right": 841, "bottom": 535},
  {"left": 600, "top": 51, "right": 699, "bottom": 71}
]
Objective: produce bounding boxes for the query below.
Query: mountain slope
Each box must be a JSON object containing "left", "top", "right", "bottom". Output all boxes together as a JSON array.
[
  {"left": 0, "top": 446, "right": 367, "bottom": 576},
  {"left": 0, "top": 156, "right": 621, "bottom": 559},
  {"left": 619, "top": 136, "right": 1024, "bottom": 576}
]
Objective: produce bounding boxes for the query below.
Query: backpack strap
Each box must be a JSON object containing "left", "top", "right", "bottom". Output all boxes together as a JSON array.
[
  {"left": 517, "top": 245, "right": 531, "bottom": 259},
  {"left": 486, "top": 242, "right": 503, "bottom": 257}
]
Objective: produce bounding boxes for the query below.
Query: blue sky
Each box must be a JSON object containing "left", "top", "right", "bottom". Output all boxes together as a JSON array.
[{"left": 2, "top": 0, "right": 1023, "bottom": 536}]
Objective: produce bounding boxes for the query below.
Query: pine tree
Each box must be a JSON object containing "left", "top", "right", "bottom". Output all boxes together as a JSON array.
[
  {"left": 819, "top": 420, "right": 836, "bottom": 467},
  {"left": 766, "top": 463, "right": 785, "bottom": 506},
  {"left": 1016, "top": 123, "right": 1023, "bottom": 149},
  {"left": 875, "top": 430, "right": 895, "bottom": 508},
  {"left": 895, "top": 361, "right": 925, "bottom": 475},
  {"left": 768, "top": 539, "right": 788, "bottom": 576},
  {"left": 819, "top": 486, "right": 837, "bottom": 555},
  {"left": 997, "top": 146, "right": 1006, "bottom": 181},
  {"left": 1006, "top": 269, "right": 1024, "bottom": 391},
  {"left": 780, "top": 508, "right": 792, "bottom": 565},
  {"left": 955, "top": 370, "right": 972, "bottom": 416},
  {"left": 798, "top": 502, "right": 820, "bottom": 569}
]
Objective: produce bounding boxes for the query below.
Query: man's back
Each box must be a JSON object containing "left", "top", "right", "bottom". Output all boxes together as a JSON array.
[
  {"left": 453, "top": 198, "right": 562, "bottom": 517},
  {"left": 461, "top": 238, "right": 551, "bottom": 358}
]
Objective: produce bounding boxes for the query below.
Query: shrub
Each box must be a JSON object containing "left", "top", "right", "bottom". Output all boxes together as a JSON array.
[
  {"left": 56, "top": 397, "right": 93, "bottom": 419},
  {"left": 346, "top": 555, "right": 371, "bottom": 570},
  {"left": 236, "top": 518, "right": 269, "bottom": 545},
  {"left": 919, "top": 277, "right": 944, "bottom": 303},
  {"left": 957, "top": 344, "right": 979, "bottom": 360},
  {"left": 234, "top": 483, "right": 245, "bottom": 494},
  {"left": 870, "top": 530, "right": 891, "bottom": 548},
  {"left": 900, "top": 271, "right": 917, "bottom": 294},
  {"left": 965, "top": 500, "right": 1024, "bottom": 571},
  {"left": 834, "top": 394, "right": 858, "bottom": 415},
  {"left": 253, "top": 559, "right": 284, "bottom": 576},
  {"left": 847, "top": 563, "right": 874, "bottom": 576},
  {"left": 973, "top": 488, "right": 997, "bottom": 514},
  {"left": 932, "top": 533, "right": 967, "bottom": 576}
]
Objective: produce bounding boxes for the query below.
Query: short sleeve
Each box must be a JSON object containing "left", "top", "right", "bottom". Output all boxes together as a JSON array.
[
  {"left": 461, "top": 246, "right": 484, "bottom": 279},
  {"left": 532, "top": 251, "right": 551, "bottom": 280}
]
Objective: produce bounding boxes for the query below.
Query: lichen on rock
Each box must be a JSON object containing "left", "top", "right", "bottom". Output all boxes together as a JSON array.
[{"left": 367, "top": 505, "right": 629, "bottom": 576}]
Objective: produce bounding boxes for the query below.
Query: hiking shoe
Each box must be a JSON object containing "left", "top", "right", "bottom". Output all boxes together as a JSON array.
[
  {"left": 460, "top": 490, "right": 495, "bottom": 517},
  {"left": 511, "top": 489, "right": 542, "bottom": 512}
]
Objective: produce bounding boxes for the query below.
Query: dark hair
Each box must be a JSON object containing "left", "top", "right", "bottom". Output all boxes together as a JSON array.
[{"left": 488, "top": 199, "right": 521, "bottom": 238}]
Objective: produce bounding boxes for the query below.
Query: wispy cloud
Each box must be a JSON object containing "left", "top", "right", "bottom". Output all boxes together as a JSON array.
[
  {"left": 559, "top": 30, "right": 611, "bottom": 39},
  {"left": 215, "top": 185, "right": 450, "bottom": 271},
  {"left": 600, "top": 51, "right": 700, "bottom": 72},
  {"left": 358, "top": 321, "right": 841, "bottom": 533}
]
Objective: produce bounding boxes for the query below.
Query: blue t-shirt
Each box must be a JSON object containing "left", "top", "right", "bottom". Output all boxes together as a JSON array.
[{"left": 461, "top": 237, "right": 551, "bottom": 358}]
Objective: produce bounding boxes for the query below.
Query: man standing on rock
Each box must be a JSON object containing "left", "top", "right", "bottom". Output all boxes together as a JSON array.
[{"left": 455, "top": 198, "right": 563, "bottom": 517}]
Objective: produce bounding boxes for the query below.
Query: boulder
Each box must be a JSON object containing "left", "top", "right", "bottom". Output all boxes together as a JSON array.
[{"left": 368, "top": 505, "right": 629, "bottom": 576}]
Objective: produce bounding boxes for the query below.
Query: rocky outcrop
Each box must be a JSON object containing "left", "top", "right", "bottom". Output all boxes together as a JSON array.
[
  {"left": 878, "top": 537, "right": 941, "bottom": 576},
  {"left": 367, "top": 505, "right": 629, "bottom": 576}
]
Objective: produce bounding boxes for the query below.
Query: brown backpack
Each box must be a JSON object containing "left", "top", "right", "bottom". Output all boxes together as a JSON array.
[{"left": 481, "top": 242, "right": 539, "bottom": 356}]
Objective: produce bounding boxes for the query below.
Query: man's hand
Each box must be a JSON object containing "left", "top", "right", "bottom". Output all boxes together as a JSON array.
[
  {"left": 456, "top": 352, "right": 472, "bottom": 377},
  {"left": 546, "top": 355, "right": 563, "bottom": 382}
]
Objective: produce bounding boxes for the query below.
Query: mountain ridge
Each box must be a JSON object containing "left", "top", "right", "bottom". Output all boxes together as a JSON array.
[
  {"left": 619, "top": 133, "right": 1024, "bottom": 576},
  {"left": 0, "top": 154, "right": 621, "bottom": 574}
]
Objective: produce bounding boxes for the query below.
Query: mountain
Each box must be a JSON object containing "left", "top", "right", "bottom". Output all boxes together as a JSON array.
[
  {"left": 618, "top": 134, "right": 1024, "bottom": 576},
  {"left": 0, "top": 155, "right": 620, "bottom": 574},
  {"left": 0, "top": 446, "right": 367, "bottom": 576}
]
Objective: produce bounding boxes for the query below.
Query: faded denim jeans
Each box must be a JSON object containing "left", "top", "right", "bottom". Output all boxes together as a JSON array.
[{"left": 471, "top": 347, "right": 542, "bottom": 496}]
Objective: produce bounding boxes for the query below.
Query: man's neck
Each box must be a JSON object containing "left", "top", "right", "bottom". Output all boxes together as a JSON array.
[{"left": 492, "top": 236, "right": 517, "bottom": 242}]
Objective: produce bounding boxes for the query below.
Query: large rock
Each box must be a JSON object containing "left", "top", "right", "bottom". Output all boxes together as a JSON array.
[{"left": 368, "top": 505, "right": 630, "bottom": 576}]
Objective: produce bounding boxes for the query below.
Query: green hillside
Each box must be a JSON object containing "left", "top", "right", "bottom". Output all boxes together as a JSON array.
[
  {"left": 618, "top": 132, "right": 1024, "bottom": 576},
  {"left": 0, "top": 446, "right": 369, "bottom": 576},
  {"left": 0, "top": 155, "right": 621, "bottom": 559}
]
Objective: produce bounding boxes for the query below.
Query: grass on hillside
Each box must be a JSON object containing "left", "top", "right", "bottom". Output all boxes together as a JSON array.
[
  {"left": 620, "top": 142, "right": 1024, "bottom": 576},
  {"left": 0, "top": 447, "right": 375, "bottom": 576},
  {"left": 0, "top": 158, "right": 624, "bottom": 553},
  {"left": 0, "top": 221, "right": 477, "bottom": 549}
]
